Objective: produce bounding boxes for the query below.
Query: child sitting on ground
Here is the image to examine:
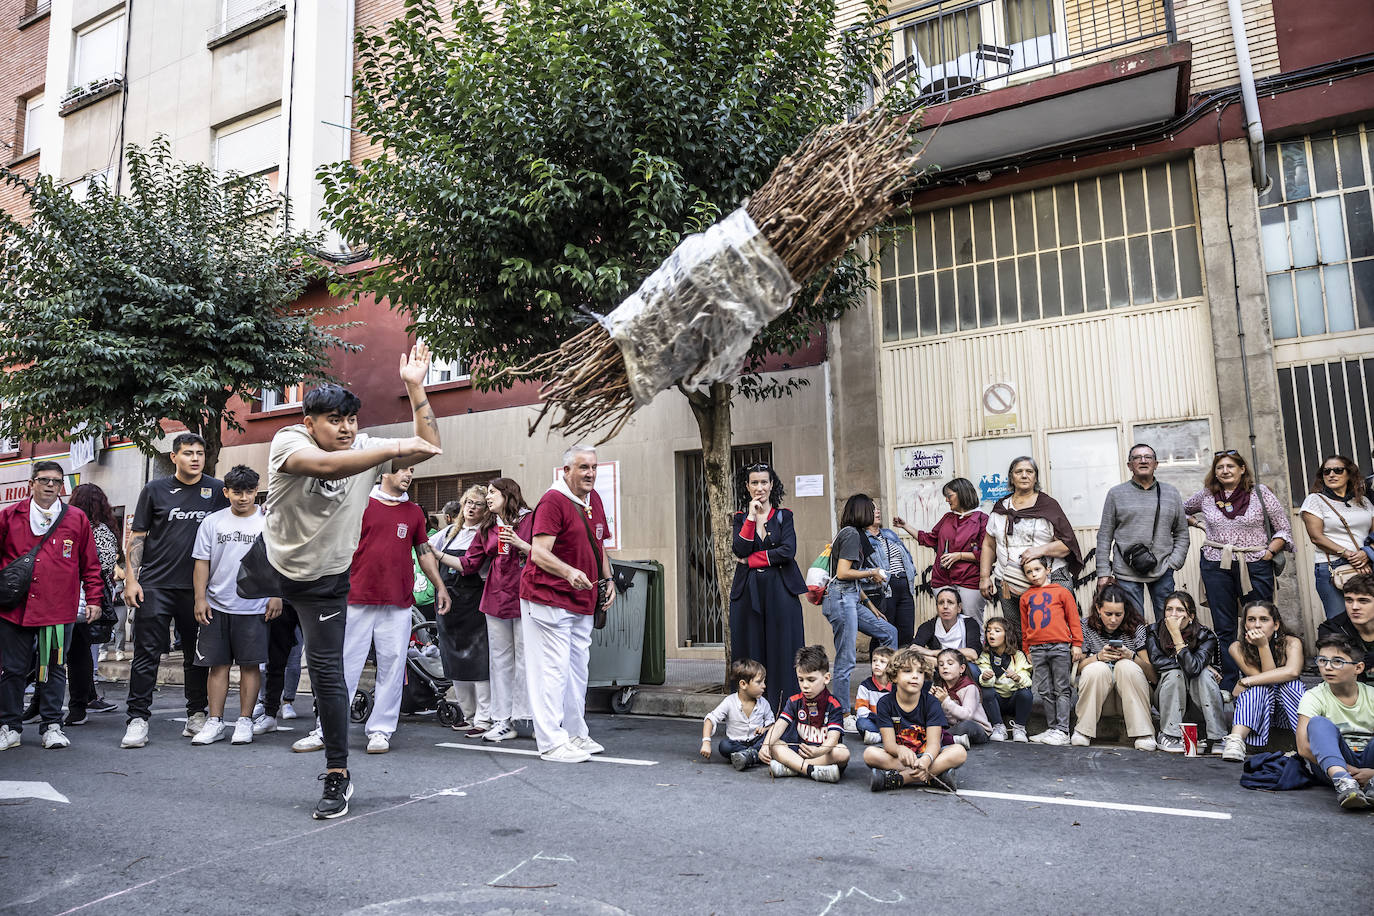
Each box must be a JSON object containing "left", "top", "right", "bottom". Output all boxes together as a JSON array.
[
  {"left": 700, "top": 659, "right": 774, "bottom": 770},
  {"left": 933, "top": 648, "right": 992, "bottom": 747},
  {"left": 855, "top": 646, "right": 895, "bottom": 746},
  {"left": 976, "top": 616, "right": 1033, "bottom": 743},
  {"left": 759, "top": 645, "right": 851, "bottom": 783},
  {"left": 1296, "top": 634, "right": 1373, "bottom": 810},
  {"left": 864, "top": 646, "right": 967, "bottom": 791},
  {"left": 1019, "top": 555, "right": 1083, "bottom": 746}
]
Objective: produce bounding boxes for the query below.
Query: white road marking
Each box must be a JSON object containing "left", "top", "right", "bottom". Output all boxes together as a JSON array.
[
  {"left": 436, "top": 741, "right": 658, "bottom": 766},
  {"left": 0, "top": 780, "right": 70, "bottom": 803},
  {"left": 955, "top": 789, "right": 1232, "bottom": 820}
]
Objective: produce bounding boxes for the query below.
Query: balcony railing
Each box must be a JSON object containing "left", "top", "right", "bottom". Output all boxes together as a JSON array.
[
  {"left": 871, "top": 0, "right": 1175, "bottom": 107},
  {"left": 207, "top": 1, "right": 287, "bottom": 46}
]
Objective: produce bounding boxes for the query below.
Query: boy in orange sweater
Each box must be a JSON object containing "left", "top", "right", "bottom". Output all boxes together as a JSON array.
[{"left": 1019, "top": 555, "right": 1083, "bottom": 746}]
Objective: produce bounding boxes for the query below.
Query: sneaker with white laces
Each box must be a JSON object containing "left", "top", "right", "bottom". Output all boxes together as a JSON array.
[
  {"left": 768, "top": 759, "right": 801, "bottom": 778},
  {"left": 1030, "top": 728, "right": 1071, "bottom": 746},
  {"left": 182, "top": 711, "right": 208, "bottom": 737},
  {"left": 192, "top": 717, "right": 227, "bottom": 745},
  {"left": 313, "top": 771, "right": 353, "bottom": 820},
  {"left": 1070, "top": 730, "right": 1092, "bottom": 747},
  {"left": 1134, "top": 735, "right": 1158, "bottom": 752},
  {"left": 862, "top": 730, "right": 882, "bottom": 745},
  {"left": 1332, "top": 773, "right": 1370, "bottom": 810},
  {"left": 231, "top": 717, "right": 254, "bottom": 745},
  {"left": 481, "top": 721, "right": 517, "bottom": 743},
  {"left": 842, "top": 714, "right": 858, "bottom": 734},
  {"left": 0, "top": 725, "right": 19, "bottom": 750},
  {"left": 292, "top": 729, "right": 325, "bottom": 753},
  {"left": 1220, "top": 734, "right": 1247, "bottom": 762},
  {"left": 569, "top": 734, "right": 605, "bottom": 755},
  {"left": 120, "top": 718, "right": 150, "bottom": 749},
  {"left": 953, "top": 733, "right": 971, "bottom": 749},
  {"left": 990, "top": 724, "right": 1008, "bottom": 742},
  {"left": 540, "top": 741, "right": 591, "bottom": 763},
  {"left": 1010, "top": 723, "right": 1028, "bottom": 743},
  {"left": 252, "top": 702, "right": 266, "bottom": 719},
  {"left": 366, "top": 733, "right": 390, "bottom": 754},
  {"left": 809, "top": 763, "right": 842, "bottom": 783},
  {"left": 280, "top": 702, "right": 298, "bottom": 720},
  {"left": 870, "top": 768, "right": 905, "bottom": 792},
  {"left": 252, "top": 714, "right": 278, "bottom": 735},
  {"left": 41, "top": 723, "right": 70, "bottom": 749},
  {"left": 1156, "top": 733, "right": 1185, "bottom": 754}
]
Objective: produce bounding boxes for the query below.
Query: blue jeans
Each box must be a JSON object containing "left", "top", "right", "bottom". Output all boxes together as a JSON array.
[
  {"left": 1314, "top": 563, "right": 1351, "bottom": 622},
  {"left": 1306, "top": 715, "right": 1374, "bottom": 784},
  {"left": 1198, "top": 557, "right": 1275, "bottom": 692},
  {"left": 717, "top": 733, "right": 765, "bottom": 759},
  {"left": 1115, "top": 570, "right": 1177, "bottom": 622},
  {"left": 823, "top": 582, "right": 897, "bottom": 713},
  {"left": 981, "top": 685, "right": 1033, "bottom": 727}
]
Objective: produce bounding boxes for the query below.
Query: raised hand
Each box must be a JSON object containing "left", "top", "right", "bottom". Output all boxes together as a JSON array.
[{"left": 399, "top": 341, "right": 432, "bottom": 387}]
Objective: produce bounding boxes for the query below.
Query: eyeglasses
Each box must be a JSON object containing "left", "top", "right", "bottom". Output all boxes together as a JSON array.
[
  {"left": 1214, "top": 449, "right": 1241, "bottom": 459},
  {"left": 1321, "top": 466, "right": 1348, "bottom": 476},
  {"left": 1129, "top": 454, "right": 1156, "bottom": 462},
  {"left": 1314, "top": 656, "right": 1355, "bottom": 669},
  {"left": 32, "top": 477, "right": 63, "bottom": 486}
]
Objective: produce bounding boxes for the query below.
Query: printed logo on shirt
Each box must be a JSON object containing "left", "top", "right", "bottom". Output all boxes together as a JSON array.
[
  {"left": 62, "top": 538, "right": 73, "bottom": 558},
  {"left": 1025, "top": 590, "right": 1054, "bottom": 630},
  {"left": 891, "top": 722, "right": 929, "bottom": 755},
  {"left": 167, "top": 508, "right": 210, "bottom": 522},
  {"left": 595, "top": 524, "right": 605, "bottom": 540},
  {"left": 215, "top": 531, "right": 257, "bottom": 545},
  {"left": 200, "top": 487, "right": 212, "bottom": 499},
  {"left": 396, "top": 523, "right": 409, "bottom": 539}
]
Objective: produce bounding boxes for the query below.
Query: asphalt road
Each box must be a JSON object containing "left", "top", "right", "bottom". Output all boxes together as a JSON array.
[{"left": 2, "top": 691, "right": 1369, "bottom": 916}]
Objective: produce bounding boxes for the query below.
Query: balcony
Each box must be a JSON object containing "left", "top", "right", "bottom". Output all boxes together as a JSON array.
[
  {"left": 874, "top": 0, "right": 1175, "bottom": 108},
  {"left": 207, "top": 1, "right": 287, "bottom": 49}
]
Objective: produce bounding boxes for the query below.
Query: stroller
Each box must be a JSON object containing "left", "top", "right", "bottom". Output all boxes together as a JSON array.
[{"left": 350, "top": 607, "right": 463, "bottom": 728}]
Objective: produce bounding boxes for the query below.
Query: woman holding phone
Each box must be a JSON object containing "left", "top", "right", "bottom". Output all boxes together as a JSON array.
[{"left": 1073, "top": 584, "right": 1156, "bottom": 750}]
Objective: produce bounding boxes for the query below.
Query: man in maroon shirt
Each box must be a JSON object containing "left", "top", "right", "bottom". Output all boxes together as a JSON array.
[
  {"left": 0, "top": 461, "right": 103, "bottom": 750},
  {"left": 519, "top": 444, "right": 615, "bottom": 763},
  {"left": 291, "top": 464, "right": 447, "bottom": 756}
]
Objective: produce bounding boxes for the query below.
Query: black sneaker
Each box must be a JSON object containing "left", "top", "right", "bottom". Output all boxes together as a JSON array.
[
  {"left": 870, "top": 768, "right": 905, "bottom": 792},
  {"left": 313, "top": 771, "right": 353, "bottom": 820},
  {"left": 88, "top": 698, "right": 118, "bottom": 713},
  {"left": 933, "top": 768, "right": 958, "bottom": 791},
  {"left": 63, "top": 710, "right": 88, "bottom": 726},
  {"left": 730, "top": 747, "right": 760, "bottom": 771}
]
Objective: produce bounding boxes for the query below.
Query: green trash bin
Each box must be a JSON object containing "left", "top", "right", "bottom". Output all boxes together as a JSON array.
[{"left": 588, "top": 560, "right": 658, "bottom": 712}]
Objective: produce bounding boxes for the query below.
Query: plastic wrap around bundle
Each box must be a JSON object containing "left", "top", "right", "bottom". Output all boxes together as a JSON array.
[{"left": 599, "top": 206, "right": 798, "bottom": 407}]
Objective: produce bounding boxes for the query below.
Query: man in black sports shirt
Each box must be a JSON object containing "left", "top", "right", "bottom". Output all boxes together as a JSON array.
[{"left": 120, "top": 433, "right": 230, "bottom": 748}]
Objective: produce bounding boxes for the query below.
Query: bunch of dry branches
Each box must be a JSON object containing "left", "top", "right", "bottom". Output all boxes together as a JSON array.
[{"left": 497, "top": 105, "right": 925, "bottom": 441}]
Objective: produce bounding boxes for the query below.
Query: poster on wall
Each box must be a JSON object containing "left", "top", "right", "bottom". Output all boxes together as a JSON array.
[
  {"left": 551, "top": 460, "right": 621, "bottom": 550},
  {"left": 892, "top": 444, "right": 953, "bottom": 532},
  {"left": 967, "top": 436, "right": 1033, "bottom": 510},
  {"left": 1047, "top": 428, "right": 1121, "bottom": 527}
]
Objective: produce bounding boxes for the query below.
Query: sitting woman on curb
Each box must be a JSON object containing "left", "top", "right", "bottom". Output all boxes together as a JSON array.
[
  {"left": 1219, "top": 600, "right": 1307, "bottom": 761},
  {"left": 1146, "top": 591, "right": 1227, "bottom": 754},
  {"left": 1073, "top": 584, "right": 1156, "bottom": 750},
  {"left": 913, "top": 587, "right": 983, "bottom": 674}
]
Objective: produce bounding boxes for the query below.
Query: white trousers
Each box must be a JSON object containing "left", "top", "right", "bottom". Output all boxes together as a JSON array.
[
  {"left": 520, "top": 599, "right": 593, "bottom": 753},
  {"left": 487, "top": 615, "right": 530, "bottom": 724},
  {"left": 341, "top": 603, "right": 411, "bottom": 738},
  {"left": 451, "top": 679, "right": 491, "bottom": 725}
]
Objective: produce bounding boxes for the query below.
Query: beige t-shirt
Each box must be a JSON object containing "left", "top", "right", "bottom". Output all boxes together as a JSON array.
[{"left": 263, "top": 425, "right": 398, "bottom": 580}]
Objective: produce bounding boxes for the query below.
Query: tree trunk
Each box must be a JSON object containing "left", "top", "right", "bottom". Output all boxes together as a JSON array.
[
  {"left": 686, "top": 381, "right": 735, "bottom": 683},
  {"left": 185, "top": 410, "right": 224, "bottom": 477}
]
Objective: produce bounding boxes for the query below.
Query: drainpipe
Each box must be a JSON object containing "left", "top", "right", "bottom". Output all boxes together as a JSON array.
[{"left": 1226, "top": 0, "right": 1270, "bottom": 192}]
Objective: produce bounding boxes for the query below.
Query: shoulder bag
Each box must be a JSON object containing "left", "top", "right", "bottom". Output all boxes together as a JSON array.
[
  {"left": 1316, "top": 495, "right": 1363, "bottom": 590},
  {"left": 575, "top": 506, "right": 614, "bottom": 629},
  {"left": 1121, "top": 484, "right": 1162, "bottom": 575},
  {"left": 0, "top": 502, "right": 70, "bottom": 610}
]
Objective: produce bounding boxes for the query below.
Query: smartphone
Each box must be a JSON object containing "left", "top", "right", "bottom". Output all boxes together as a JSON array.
[{"left": 1107, "top": 639, "right": 1124, "bottom": 648}]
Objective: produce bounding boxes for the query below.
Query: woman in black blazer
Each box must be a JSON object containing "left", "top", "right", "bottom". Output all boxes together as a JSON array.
[{"left": 729, "top": 463, "right": 807, "bottom": 711}]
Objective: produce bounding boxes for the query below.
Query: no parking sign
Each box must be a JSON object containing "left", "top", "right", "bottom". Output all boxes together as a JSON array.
[{"left": 982, "top": 381, "right": 1018, "bottom": 432}]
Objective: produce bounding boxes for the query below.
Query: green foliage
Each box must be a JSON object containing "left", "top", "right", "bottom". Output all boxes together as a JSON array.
[
  {"left": 321, "top": 0, "right": 891, "bottom": 395},
  {"left": 0, "top": 138, "right": 350, "bottom": 465}
]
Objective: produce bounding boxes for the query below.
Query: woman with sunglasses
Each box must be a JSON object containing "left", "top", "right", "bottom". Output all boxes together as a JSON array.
[
  {"left": 1184, "top": 449, "right": 1292, "bottom": 693},
  {"left": 729, "top": 463, "right": 807, "bottom": 712},
  {"left": 1299, "top": 455, "right": 1373, "bottom": 621}
]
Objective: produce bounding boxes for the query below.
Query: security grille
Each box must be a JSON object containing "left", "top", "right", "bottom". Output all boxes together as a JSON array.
[
  {"left": 680, "top": 443, "right": 772, "bottom": 646},
  {"left": 411, "top": 471, "right": 501, "bottom": 520},
  {"left": 1277, "top": 357, "right": 1374, "bottom": 505}
]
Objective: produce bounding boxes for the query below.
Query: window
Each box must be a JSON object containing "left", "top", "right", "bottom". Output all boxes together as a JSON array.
[
  {"left": 878, "top": 160, "right": 1203, "bottom": 341},
  {"left": 67, "top": 167, "right": 113, "bottom": 201},
  {"left": 1259, "top": 124, "right": 1374, "bottom": 340},
  {"left": 1278, "top": 357, "right": 1374, "bottom": 506},
  {"left": 426, "top": 352, "right": 469, "bottom": 385},
  {"left": 214, "top": 112, "right": 281, "bottom": 177},
  {"left": 259, "top": 383, "right": 303, "bottom": 411},
  {"left": 73, "top": 13, "right": 124, "bottom": 89},
  {"left": 22, "top": 94, "right": 44, "bottom": 155},
  {"left": 411, "top": 471, "right": 501, "bottom": 518},
  {"left": 0, "top": 435, "right": 17, "bottom": 455}
]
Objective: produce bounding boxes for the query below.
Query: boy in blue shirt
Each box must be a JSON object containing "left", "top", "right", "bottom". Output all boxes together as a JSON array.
[
  {"left": 864, "top": 646, "right": 967, "bottom": 791},
  {"left": 759, "top": 645, "right": 850, "bottom": 782}
]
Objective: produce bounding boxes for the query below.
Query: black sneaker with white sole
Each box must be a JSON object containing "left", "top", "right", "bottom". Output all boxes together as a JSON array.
[
  {"left": 730, "top": 747, "right": 761, "bottom": 771},
  {"left": 870, "top": 768, "right": 906, "bottom": 792},
  {"left": 313, "top": 771, "right": 353, "bottom": 820}
]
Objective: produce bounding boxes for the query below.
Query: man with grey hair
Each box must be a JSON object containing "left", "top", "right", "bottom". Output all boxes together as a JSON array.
[
  {"left": 519, "top": 444, "right": 614, "bottom": 762},
  {"left": 1096, "top": 443, "right": 1190, "bottom": 619}
]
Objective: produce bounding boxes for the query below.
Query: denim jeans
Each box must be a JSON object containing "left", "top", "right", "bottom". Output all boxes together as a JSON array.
[
  {"left": 1313, "top": 562, "right": 1351, "bottom": 621},
  {"left": 980, "top": 686, "right": 1033, "bottom": 727},
  {"left": 823, "top": 582, "right": 897, "bottom": 713},
  {"left": 1029, "top": 643, "right": 1073, "bottom": 732},
  {"left": 1198, "top": 557, "right": 1275, "bottom": 691},
  {"left": 1306, "top": 715, "right": 1374, "bottom": 784},
  {"left": 717, "top": 733, "right": 765, "bottom": 759},
  {"left": 1114, "top": 570, "right": 1176, "bottom": 622}
]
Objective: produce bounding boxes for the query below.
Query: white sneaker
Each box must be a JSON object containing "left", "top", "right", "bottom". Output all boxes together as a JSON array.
[
  {"left": 990, "top": 724, "right": 1008, "bottom": 742},
  {"left": 231, "top": 717, "right": 254, "bottom": 745},
  {"left": 1030, "top": 728, "right": 1071, "bottom": 746},
  {"left": 1070, "top": 730, "right": 1092, "bottom": 747},
  {"left": 120, "top": 718, "right": 150, "bottom": 749},
  {"left": 1134, "top": 735, "right": 1158, "bottom": 752},
  {"left": 192, "top": 717, "right": 227, "bottom": 745},
  {"left": 366, "top": 732, "right": 390, "bottom": 754},
  {"left": 114, "top": 649, "right": 125, "bottom": 661},
  {"left": 281, "top": 702, "right": 298, "bottom": 720},
  {"left": 98, "top": 648, "right": 109, "bottom": 662},
  {"left": 809, "top": 763, "right": 842, "bottom": 783},
  {"left": 0, "top": 725, "right": 19, "bottom": 750},
  {"left": 42, "top": 724, "right": 71, "bottom": 749},
  {"left": 1011, "top": 723, "right": 1028, "bottom": 743},
  {"left": 862, "top": 731, "right": 882, "bottom": 745},
  {"left": 292, "top": 729, "right": 325, "bottom": 753},
  {"left": 569, "top": 734, "right": 605, "bottom": 755},
  {"left": 182, "top": 712, "right": 208, "bottom": 737},
  {"left": 1220, "top": 734, "right": 1247, "bottom": 762},
  {"left": 842, "top": 714, "right": 858, "bottom": 734},
  {"left": 768, "top": 759, "right": 800, "bottom": 778},
  {"left": 953, "top": 733, "right": 971, "bottom": 749},
  {"left": 540, "top": 741, "right": 590, "bottom": 763},
  {"left": 252, "top": 702, "right": 266, "bottom": 718},
  {"left": 481, "top": 722, "right": 517, "bottom": 743},
  {"left": 252, "top": 714, "right": 278, "bottom": 735}
]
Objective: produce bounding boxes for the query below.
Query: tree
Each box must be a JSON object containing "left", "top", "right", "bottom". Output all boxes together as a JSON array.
[
  {"left": 321, "top": 0, "right": 891, "bottom": 659},
  {"left": 0, "top": 138, "right": 350, "bottom": 473}
]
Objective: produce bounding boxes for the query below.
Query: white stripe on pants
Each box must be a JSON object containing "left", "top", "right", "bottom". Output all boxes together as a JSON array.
[
  {"left": 341, "top": 603, "right": 411, "bottom": 738},
  {"left": 520, "top": 599, "right": 593, "bottom": 753},
  {"left": 487, "top": 615, "right": 529, "bottom": 724}
]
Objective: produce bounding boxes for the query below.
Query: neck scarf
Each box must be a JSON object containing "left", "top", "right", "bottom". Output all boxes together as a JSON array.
[
  {"left": 369, "top": 484, "right": 408, "bottom": 503},
  {"left": 1321, "top": 484, "right": 1353, "bottom": 507},
  {"left": 990, "top": 493, "right": 1085, "bottom": 575},
  {"left": 1214, "top": 486, "right": 1251, "bottom": 520}
]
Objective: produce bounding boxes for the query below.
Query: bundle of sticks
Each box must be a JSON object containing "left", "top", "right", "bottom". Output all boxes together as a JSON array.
[{"left": 497, "top": 105, "right": 926, "bottom": 441}]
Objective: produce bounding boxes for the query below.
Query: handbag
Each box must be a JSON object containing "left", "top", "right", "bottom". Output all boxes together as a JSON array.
[
  {"left": 574, "top": 505, "right": 612, "bottom": 629},
  {"left": 1256, "top": 485, "right": 1288, "bottom": 576},
  {"left": 1316, "top": 495, "right": 1364, "bottom": 590},
  {"left": 1121, "top": 483, "right": 1161, "bottom": 575},
  {"left": 0, "top": 502, "right": 70, "bottom": 610}
]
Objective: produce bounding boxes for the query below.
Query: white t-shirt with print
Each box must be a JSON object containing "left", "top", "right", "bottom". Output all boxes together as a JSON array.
[{"left": 192, "top": 507, "right": 269, "bottom": 614}]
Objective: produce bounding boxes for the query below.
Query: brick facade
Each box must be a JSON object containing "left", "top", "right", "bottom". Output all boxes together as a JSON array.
[{"left": 1, "top": 0, "right": 49, "bottom": 221}]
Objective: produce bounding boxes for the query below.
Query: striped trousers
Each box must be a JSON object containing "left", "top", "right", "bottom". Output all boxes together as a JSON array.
[{"left": 1233, "top": 678, "right": 1306, "bottom": 746}]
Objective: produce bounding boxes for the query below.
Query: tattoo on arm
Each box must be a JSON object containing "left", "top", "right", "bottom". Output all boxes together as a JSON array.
[
  {"left": 421, "top": 409, "right": 439, "bottom": 434},
  {"left": 413, "top": 398, "right": 429, "bottom": 411},
  {"left": 416, "top": 543, "right": 433, "bottom": 557},
  {"left": 127, "top": 533, "right": 146, "bottom": 578}
]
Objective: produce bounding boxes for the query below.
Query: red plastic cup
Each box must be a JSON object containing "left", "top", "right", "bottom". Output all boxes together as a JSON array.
[
  {"left": 497, "top": 522, "right": 511, "bottom": 555},
  {"left": 1181, "top": 722, "right": 1199, "bottom": 757}
]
